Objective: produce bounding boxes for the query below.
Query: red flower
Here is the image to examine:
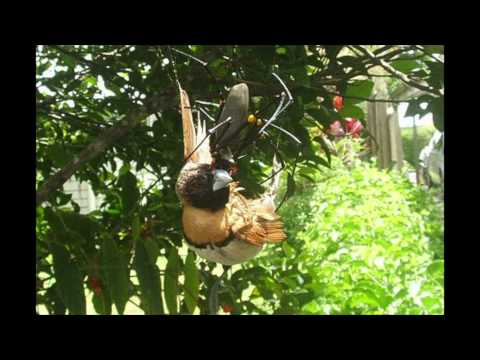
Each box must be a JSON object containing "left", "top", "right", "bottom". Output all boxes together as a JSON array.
[
  {"left": 345, "top": 118, "right": 363, "bottom": 138},
  {"left": 221, "top": 304, "right": 234, "bottom": 313},
  {"left": 89, "top": 276, "right": 103, "bottom": 296},
  {"left": 333, "top": 96, "right": 344, "bottom": 111},
  {"left": 328, "top": 120, "right": 345, "bottom": 137}
]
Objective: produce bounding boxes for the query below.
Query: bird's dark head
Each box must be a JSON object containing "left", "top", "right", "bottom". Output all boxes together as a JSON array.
[{"left": 176, "top": 163, "right": 233, "bottom": 211}]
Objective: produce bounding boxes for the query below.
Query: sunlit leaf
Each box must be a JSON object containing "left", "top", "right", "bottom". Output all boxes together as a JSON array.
[
  {"left": 164, "top": 249, "right": 181, "bottom": 314},
  {"left": 345, "top": 80, "right": 374, "bottom": 104},
  {"left": 102, "top": 235, "right": 129, "bottom": 314},
  {"left": 184, "top": 252, "right": 199, "bottom": 314},
  {"left": 133, "top": 240, "right": 164, "bottom": 315},
  {"left": 50, "top": 243, "right": 86, "bottom": 315}
]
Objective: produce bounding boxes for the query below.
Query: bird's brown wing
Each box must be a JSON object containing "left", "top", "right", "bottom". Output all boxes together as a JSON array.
[
  {"left": 226, "top": 183, "right": 286, "bottom": 246},
  {"left": 179, "top": 86, "right": 197, "bottom": 162},
  {"left": 179, "top": 84, "right": 212, "bottom": 164}
]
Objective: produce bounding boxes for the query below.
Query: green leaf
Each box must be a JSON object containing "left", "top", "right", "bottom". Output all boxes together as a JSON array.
[
  {"left": 425, "top": 61, "right": 444, "bottom": 89},
  {"left": 338, "top": 104, "right": 365, "bottom": 120},
  {"left": 56, "top": 192, "right": 72, "bottom": 206},
  {"left": 391, "top": 59, "right": 419, "bottom": 74},
  {"left": 208, "top": 276, "right": 220, "bottom": 315},
  {"left": 292, "top": 67, "right": 310, "bottom": 87},
  {"left": 313, "top": 135, "right": 332, "bottom": 166},
  {"left": 312, "top": 155, "right": 330, "bottom": 169},
  {"left": 405, "top": 96, "right": 432, "bottom": 119},
  {"left": 348, "top": 289, "right": 381, "bottom": 308},
  {"left": 61, "top": 211, "right": 99, "bottom": 245},
  {"left": 298, "top": 172, "right": 315, "bottom": 182},
  {"left": 337, "top": 55, "right": 359, "bottom": 67},
  {"left": 134, "top": 240, "right": 164, "bottom": 314},
  {"left": 37, "top": 61, "right": 52, "bottom": 76},
  {"left": 50, "top": 243, "right": 86, "bottom": 315},
  {"left": 46, "top": 143, "right": 71, "bottom": 168},
  {"left": 190, "top": 45, "right": 203, "bottom": 53},
  {"left": 118, "top": 163, "right": 131, "bottom": 177},
  {"left": 92, "top": 291, "right": 112, "bottom": 315},
  {"left": 65, "top": 79, "right": 82, "bottom": 93},
  {"left": 132, "top": 215, "right": 141, "bottom": 241},
  {"left": 282, "top": 242, "right": 295, "bottom": 258},
  {"left": 345, "top": 80, "right": 374, "bottom": 104},
  {"left": 307, "top": 107, "right": 336, "bottom": 128},
  {"left": 427, "top": 260, "right": 444, "bottom": 276},
  {"left": 424, "top": 45, "right": 444, "bottom": 55},
  {"left": 183, "top": 252, "right": 199, "bottom": 314},
  {"left": 102, "top": 235, "right": 129, "bottom": 314},
  {"left": 324, "top": 242, "right": 339, "bottom": 257},
  {"left": 84, "top": 75, "right": 97, "bottom": 87},
  {"left": 164, "top": 249, "right": 181, "bottom": 314},
  {"left": 285, "top": 173, "right": 296, "bottom": 200},
  {"left": 119, "top": 171, "right": 139, "bottom": 213},
  {"left": 302, "top": 300, "right": 320, "bottom": 314},
  {"left": 144, "top": 239, "right": 159, "bottom": 264},
  {"left": 44, "top": 208, "right": 86, "bottom": 247},
  {"left": 44, "top": 207, "right": 67, "bottom": 233},
  {"left": 63, "top": 54, "right": 77, "bottom": 68},
  {"left": 46, "top": 284, "right": 67, "bottom": 315},
  {"left": 254, "top": 46, "right": 275, "bottom": 66},
  {"left": 65, "top": 229, "right": 87, "bottom": 246}
]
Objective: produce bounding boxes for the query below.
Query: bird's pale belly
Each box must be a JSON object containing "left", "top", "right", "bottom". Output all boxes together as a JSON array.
[{"left": 187, "top": 240, "right": 264, "bottom": 265}]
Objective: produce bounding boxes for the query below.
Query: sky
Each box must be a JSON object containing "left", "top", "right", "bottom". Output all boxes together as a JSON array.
[{"left": 397, "top": 102, "right": 433, "bottom": 128}]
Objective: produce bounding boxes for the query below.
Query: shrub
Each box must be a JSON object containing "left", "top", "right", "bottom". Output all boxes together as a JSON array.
[{"left": 242, "top": 156, "right": 444, "bottom": 315}]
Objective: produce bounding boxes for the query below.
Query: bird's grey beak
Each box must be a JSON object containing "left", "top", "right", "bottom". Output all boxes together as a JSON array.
[{"left": 213, "top": 169, "right": 233, "bottom": 192}]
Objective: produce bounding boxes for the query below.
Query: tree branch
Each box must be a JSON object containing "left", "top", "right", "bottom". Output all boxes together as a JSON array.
[
  {"left": 36, "top": 107, "right": 149, "bottom": 205},
  {"left": 352, "top": 45, "right": 443, "bottom": 97}
]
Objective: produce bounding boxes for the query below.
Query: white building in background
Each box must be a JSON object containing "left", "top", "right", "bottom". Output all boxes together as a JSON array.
[
  {"left": 397, "top": 102, "right": 433, "bottom": 129},
  {"left": 63, "top": 178, "right": 98, "bottom": 214}
]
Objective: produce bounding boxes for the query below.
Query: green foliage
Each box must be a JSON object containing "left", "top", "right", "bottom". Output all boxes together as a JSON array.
[
  {"left": 244, "top": 156, "right": 444, "bottom": 314},
  {"left": 36, "top": 45, "right": 444, "bottom": 315}
]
